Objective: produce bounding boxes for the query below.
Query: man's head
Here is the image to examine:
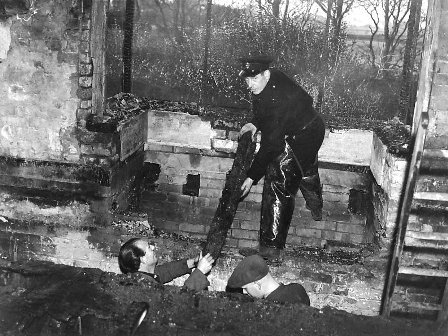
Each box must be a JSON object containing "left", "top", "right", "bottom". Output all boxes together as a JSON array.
[
  {"left": 239, "top": 55, "right": 273, "bottom": 95},
  {"left": 227, "top": 255, "right": 270, "bottom": 298},
  {"left": 118, "top": 238, "right": 158, "bottom": 274}
]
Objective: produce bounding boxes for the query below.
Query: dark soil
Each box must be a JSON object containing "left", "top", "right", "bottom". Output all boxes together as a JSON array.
[{"left": 0, "top": 260, "right": 445, "bottom": 336}]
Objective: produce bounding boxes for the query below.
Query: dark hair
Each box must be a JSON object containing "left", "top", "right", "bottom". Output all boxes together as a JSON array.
[{"left": 118, "top": 238, "right": 146, "bottom": 274}]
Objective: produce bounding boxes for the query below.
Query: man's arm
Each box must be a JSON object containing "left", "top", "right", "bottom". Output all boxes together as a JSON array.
[
  {"left": 154, "top": 259, "right": 191, "bottom": 284},
  {"left": 246, "top": 100, "right": 290, "bottom": 183},
  {"left": 183, "top": 269, "right": 210, "bottom": 291},
  {"left": 183, "top": 253, "right": 214, "bottom": 291}
]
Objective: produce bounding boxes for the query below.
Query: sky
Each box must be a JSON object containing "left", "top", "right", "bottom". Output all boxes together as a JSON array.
[
  {"left": 213, "top": 0, "right": 376, "bottom": 27},
  {"left": 213, "top": 0, "right": 429, "bottom": 29}
]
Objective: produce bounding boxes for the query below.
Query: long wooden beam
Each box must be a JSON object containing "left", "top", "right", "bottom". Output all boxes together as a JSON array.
[{"left": 202, "top": 132, "right": 256, "bottom": 260}]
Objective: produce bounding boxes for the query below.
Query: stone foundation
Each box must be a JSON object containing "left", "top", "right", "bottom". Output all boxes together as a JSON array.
[{"left": 143, "top": 110, "right": 376, "bottom": 249}]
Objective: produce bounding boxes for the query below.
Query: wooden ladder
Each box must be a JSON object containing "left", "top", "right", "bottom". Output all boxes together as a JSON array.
[{"left": 382, "top": 111, "right": 448, "bottom": 323}]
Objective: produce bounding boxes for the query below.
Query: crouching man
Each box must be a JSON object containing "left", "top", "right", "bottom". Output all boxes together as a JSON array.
[
  {"left": 118, "top": 237, "right": 214, "bottom": 291},
  {"left": 227, "top": 255, "right": 310, "bottom": 305}
]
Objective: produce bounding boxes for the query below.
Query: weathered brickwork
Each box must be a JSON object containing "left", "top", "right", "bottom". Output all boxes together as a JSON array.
[
  {"left": 142, "top": 127, "right": 374, "bottom": 250},
  {"left": 0, "top": 214, "right": 387, "bottom": 316},
  {"left": 0, "top": 0, "right": 84, "bottom": 162},
  {"left": 0, "top": 0, "right": 148, "bottom": 226},
  {"left": 426, "top": 0, "right": 448, "bottom": 150}
]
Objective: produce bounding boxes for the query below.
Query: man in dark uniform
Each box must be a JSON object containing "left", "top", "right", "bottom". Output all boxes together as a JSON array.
[
  {"left": 227, "top": 255, "right": 310, "bottom": 305},
  {"left": 239, "top": 55, "right": 325, "bottom": 263}
]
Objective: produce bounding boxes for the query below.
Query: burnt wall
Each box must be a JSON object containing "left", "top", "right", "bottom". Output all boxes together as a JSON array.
[
  {"left": 415, "top": 0, "right": 448, "bottom": 149},
  {"left": 0, "top": 0, "right": 86, "bottom": 161},
  {"left": 0, "top": 0, "right": 145, "bottom": 225}
]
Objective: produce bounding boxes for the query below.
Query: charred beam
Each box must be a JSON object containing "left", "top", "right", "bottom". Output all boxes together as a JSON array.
[{"left": 202, "top": 132, "right": 256, "bottom": 260}]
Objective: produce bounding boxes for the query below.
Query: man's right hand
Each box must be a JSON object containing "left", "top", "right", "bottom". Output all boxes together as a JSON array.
[
  {"left": 240, "top": 123, "right": 257, "bottom": 141},
  {"left": 241, "top": 177, "right": 254, "bottom": 198}
]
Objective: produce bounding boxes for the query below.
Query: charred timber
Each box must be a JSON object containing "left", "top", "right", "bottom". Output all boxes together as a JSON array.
[{"left": 202, "top": 132, "right": 256, "bottom": 260}]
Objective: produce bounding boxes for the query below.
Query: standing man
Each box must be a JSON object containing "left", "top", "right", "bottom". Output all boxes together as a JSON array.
[{"left": 238, "top": 55, "right": 325, "bottom": 263}]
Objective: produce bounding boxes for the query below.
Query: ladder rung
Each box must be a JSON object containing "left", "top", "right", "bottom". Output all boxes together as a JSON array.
[
  {"left": 423, "top": 149, "right": 448, "bottom": 160},
  {"left": 405, "top": 231, "right": 448, "bottom": 249},
  {"left": 399, "top": 266, "right": 448, "bottom": 278},
  {"left": 407, "top": 231, "right": 448, "bottom": 241},
  {"left": 405, "top": 237, "right": 448, "bottom": 249},
  {"left": 392, "top": 301, "right": 442, "bottom": 312},
  {"left": 414, "top": 192, "right": 448, "bottom": 202}
]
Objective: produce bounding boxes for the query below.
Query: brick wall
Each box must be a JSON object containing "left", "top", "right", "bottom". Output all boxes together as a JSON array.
[
  {"left": 143, "top": 110, "right": 375, "bottom": 249},
  {"left": 426, "top": 0, "right": 448, "bottom": 149},
  {"left": 370, "top": 132, "right": 409, "bottom": 254},
  {"left": 0, "top": 0, "right": 147, "bottom": 225},
  {"left": 0, "top": 0, "right": 83, "bottom": 161}
]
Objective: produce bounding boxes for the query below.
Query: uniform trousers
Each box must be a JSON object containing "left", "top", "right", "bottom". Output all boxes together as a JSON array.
[{"left": 259, "top": 117, "right": 325, "bottom": 249}]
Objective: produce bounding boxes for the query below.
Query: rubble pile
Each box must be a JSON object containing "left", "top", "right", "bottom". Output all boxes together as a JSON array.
[{"left": 87, "top": 92, "right": 250, "bottom": 132}]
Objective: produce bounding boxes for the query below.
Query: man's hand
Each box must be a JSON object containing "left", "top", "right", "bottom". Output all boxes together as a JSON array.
[
  {"left": 240, "top": 123, "right": 257, "bottom": 141},
  {"left": 196, "top": 252, "right": 215, "bottom": 275},
  {"left": 241, "top": 177, "right": 254, "bottom": 198}
]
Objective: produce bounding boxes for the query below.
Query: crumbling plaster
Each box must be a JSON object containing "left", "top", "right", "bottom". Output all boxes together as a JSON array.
[{"left": 0, "top": 0, "right": 80, "bottom": 161}]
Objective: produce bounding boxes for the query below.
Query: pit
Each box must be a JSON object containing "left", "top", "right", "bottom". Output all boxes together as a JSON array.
[{"left": 0, "top": 0, "right": 447, "bottom": 332}]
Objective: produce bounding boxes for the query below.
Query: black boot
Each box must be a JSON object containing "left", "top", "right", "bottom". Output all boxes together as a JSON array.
[
  {"left": 238, "top": 247, "right": 259, "bottom": 257},
  {"left": 239, "top": 245, "right": 283, "bottom": 264}
]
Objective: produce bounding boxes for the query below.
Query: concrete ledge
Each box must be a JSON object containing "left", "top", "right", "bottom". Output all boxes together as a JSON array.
[
  {"left": 370, "top": 133, "right": 407, "bottom": 194},
  {"left": 147, "top": 110, "right": 213, "bottom": 149},
  {"left": 320, "top": 129, "right": 373, "bottom": 166},
  {"left": 146, "top": 110, "right": 374, "bottom": 165}
]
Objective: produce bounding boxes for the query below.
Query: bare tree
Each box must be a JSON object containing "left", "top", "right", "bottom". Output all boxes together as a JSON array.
[
  {"left": 364, "top": 0, "right": 380, "bottom": 67},
  {"left": 173, "top": 0, "right": 186, "bottom": 43},
  {"left": 152, "top": 0, "right": 200, "bottom": 42},
  {"left": 254, "top": 0, "right": 313, "bottom": 22},
  {"left": 200, "top": 0, "right": 213, "bottom": 105},
  {"left": 122, "top": 0, "right": 135, "bottom": 93},
  {"left": 282, "top": 0, "right": 290, "bottom": 27},
  {"left": 315, "top": 0, "right": 355, "bottom": 51},
  {"left": 154, "top": 0, "right": 170, "bottom": 36},
  {"left": 398, "top": 0, "right": 422, "bottom": 122},
  {"left": 272, "top": 0, "right": 281, "bottom": 18},
  {"left": 362, "top": 0, "right": 411, "bottom": 76},
  {"left": 313, "top": 0, "right": 354, "bottom": 112}
]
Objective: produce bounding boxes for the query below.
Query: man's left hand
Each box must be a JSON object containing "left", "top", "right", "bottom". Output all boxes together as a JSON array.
[{"left": 196, "top": 252, "right": 215, "bottom": 274}]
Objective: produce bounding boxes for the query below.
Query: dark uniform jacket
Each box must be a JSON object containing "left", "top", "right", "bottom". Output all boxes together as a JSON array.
[
  {"left": 247, "top": 69, "right": 324, "bottom": 183},
  {"left": 139, "top": 258, "right": 210, "bottom": 291},
  {"left": 266, "top": 283, "right": 310, "bottom": 305}
]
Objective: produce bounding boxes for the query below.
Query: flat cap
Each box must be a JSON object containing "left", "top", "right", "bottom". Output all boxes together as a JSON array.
[
  {"left": 238, "top": 55, "right": 273, "bottom": 77},
  {"left": 227, "top": 255, "right": 269, "bottom": 288}
]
